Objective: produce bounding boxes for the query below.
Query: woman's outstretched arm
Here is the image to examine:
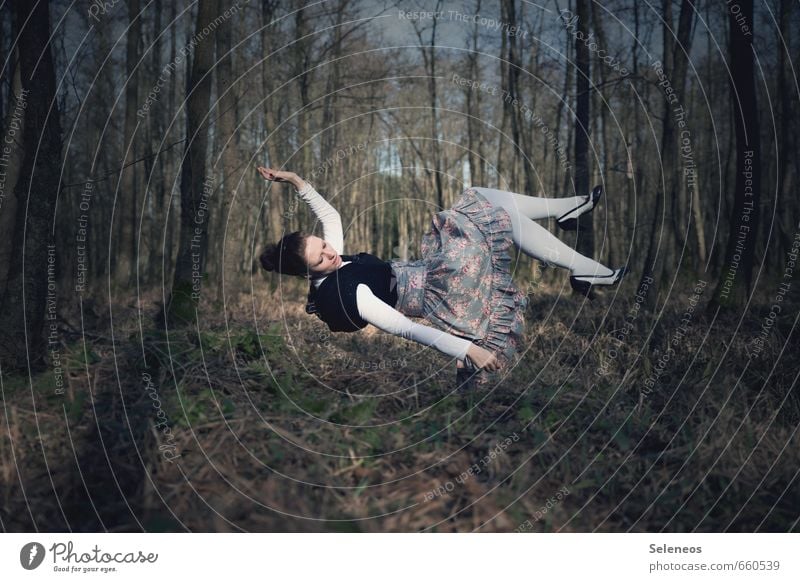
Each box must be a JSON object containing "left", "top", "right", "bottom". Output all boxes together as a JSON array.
[
  {"left": 355, "top": 284, "right": 500, "bottom": 370},
  {"left": 257, "top": 167, "right": 344, "bottom": 254}
]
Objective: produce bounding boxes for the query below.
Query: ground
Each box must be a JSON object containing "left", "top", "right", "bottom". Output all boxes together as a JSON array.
[{"left": 1, "top": 275, "right": 798, "bottom": 532}]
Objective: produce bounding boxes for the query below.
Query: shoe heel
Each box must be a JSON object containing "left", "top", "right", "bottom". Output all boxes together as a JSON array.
[
  {"left": 569, "top": 277, "right": 595, "bottom": 299},
  {"left": 556, "top": 185, "right": 602, "bottom": 231},
  {"left": 591, "top": 185, "right": 603, "bottom": 204},
  {"left": 557, "top": 217, "right": 578, "bottom": 231}
]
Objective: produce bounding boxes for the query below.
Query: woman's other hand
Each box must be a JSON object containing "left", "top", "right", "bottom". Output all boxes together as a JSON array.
[{"left": 466, "top": 344, "right": 500, "bottom": 372}]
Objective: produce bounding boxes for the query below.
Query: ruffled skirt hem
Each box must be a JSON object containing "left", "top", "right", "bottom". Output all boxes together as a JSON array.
[
  {"left": 391, "top": 188, "right": 528, "bottom": 385},
  {"left": 447, "top": 188, "right": 528, "bottom": 384}
]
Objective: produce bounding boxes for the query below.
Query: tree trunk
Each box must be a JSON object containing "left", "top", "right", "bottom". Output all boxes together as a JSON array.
[
  {"left": 502, "top": 0, "right": 534, "bottom": 196},
  {"left": 294, "top": 7, "right": 313, "bottom": 175},
  {"left": 163, "top": 0, "right": 179, "bottom": 280},
  {"left": 146, "top": 0, "right": 165, "bottom": 283},
  {"left": 167, "top": 0, "right": 219, "bottom": 325},
  {"left": 0, "top": 0, "right": 63, "bottom": 370},
  {"left": 590, "top": 2, "right": 614, "bottom": 266},
  {"left": 775, "top": 0, "right": 794, "bottom": 265},
  {"left": 260, "top": 0, "right": 284, "bottom": 278},
  {"left": 688, "top": 69, "right": 707, "bottom": 268},
  {"left": 213, "top": 8, "right": 239, "bottom": 301},
  {"left": 638, "top": 0, "right": 694, "bottom": 307},
  {"left": 422, "top": 1, "right": 444, "bottom": 207},
  {"left": 573, "top": 0, "right": 592, "bottom": 258},
  {"left": 669, "top": 0, "right": 695, "bottom": 260},
  {"left": 321, "top": 2, "right": 347, "bottom": 188},
  {"left": 466, "top": 0, "right": 483, "bottom": 186},
  {"left": 496, "top": 21, "right": 509, "bottom": 185},
  {"left": 0, "top": 56, "right": 24, "bottom": 287},
  {"left": 553, "top": 9, "right": 571, "bottom": 198},
  {"left": 430, "top": 2, "right": 443, "bottom": 208},
  {"left": 709, "top": 0, "right": 760, "bottom": 309},
  {"left": 113, "top": 0, "right": 141, "bottom": 287}
]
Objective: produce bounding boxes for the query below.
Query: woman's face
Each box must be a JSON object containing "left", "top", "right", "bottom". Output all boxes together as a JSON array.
[{"left": 304, "top": 235, "right": 342, "bottom": 277}]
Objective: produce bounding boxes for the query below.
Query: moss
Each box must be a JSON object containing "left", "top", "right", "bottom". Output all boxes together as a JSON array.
[
  {"left": 66, "top": 389, "right": 87, "bottom": 426},
  {"left": 167, "top": 280, "right": 197, "bottom": 325},
  {"left": 330, "top": 399, "right": 377, "bottom": 425}
]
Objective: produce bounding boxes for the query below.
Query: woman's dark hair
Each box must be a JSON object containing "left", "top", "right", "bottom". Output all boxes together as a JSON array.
[{"left": 259, "top": 231, "right": 309, "bottom": 276}]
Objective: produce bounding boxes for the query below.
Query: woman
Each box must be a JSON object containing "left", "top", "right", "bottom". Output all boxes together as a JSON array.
[{"left": 257, "top": 166, "right": 625, "bottom": 386}]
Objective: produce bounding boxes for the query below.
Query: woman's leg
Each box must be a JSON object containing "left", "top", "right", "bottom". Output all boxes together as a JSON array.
[
  {"left": 474, "top": 187, "right": 613, "bottom": 276},
  {"left": 473, "top": 186, "right": 587, "bottom": 220}
]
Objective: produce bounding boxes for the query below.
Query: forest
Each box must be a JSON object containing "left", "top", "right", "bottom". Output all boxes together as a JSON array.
[{"left": 0, "top": 0, "right": 798, "bottom": 532}]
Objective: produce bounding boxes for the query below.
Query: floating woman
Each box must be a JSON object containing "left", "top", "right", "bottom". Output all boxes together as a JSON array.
[{"left": 257, "top": 166, "right": 625, "bottom": 387}]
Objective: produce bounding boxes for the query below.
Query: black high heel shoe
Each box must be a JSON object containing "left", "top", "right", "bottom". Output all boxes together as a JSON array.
[
  {"left": 569, "top": 266, "right": 628, "bottom": 299},
  {"left": 556, "top": 185, "right": 603, "bottom": 231},
  {"left": 455, "top": 358, "right": 480, "bottom": 393}
]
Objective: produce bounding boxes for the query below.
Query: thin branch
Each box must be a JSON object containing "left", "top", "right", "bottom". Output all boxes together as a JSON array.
[{"left": 61, "top": 138, "right": 187, "bottom": 190}]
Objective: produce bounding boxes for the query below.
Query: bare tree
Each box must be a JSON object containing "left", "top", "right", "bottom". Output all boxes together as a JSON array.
[
  {"left": 573, "top": 0, "right": 592, "bottom": 258},
  {"left": 114, "top": 0, "right": 142, "bottom": 287},
  {"left": 466, "top": 0, "right": 485, "bottom": 186},
  {"left": 638, "top": 0, "right": 694, "bottom": 307},
  {"left": 0, "top": 0, "right": 63, "bottom": 369},
  {"left": 775, "top": 0, "right": 795, "bottom": 263},
  {"left": 502, "top": 0, "right": 535, "bottom": 195},
  {"left": 0, "top": 55, "right": 23, "bottom": 287},
  {"left": 167, "top": 0, "right": 219, "bottom": 324},
  {"left": 212, "top": 6, "right": 239, "bottom": 299},
  {"left": 411, "top": 0, "right": 444, "bottom": 209},
  {"left": 710, "top": 0, "right": 760, "bottom": 308},
  {"left": 260, "top": 0, "right": 286, "bottom": 277}
]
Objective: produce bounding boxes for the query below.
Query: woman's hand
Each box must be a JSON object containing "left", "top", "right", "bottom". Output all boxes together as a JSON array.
[
  {"left": 466, "top": 344, "right": 500, "bottom": 372},
  {"left": 257, "top": 166, "right": 306, "bottom": 191},
  {"left": 257, "top": 166, "right": 296, "bottom": 183}
]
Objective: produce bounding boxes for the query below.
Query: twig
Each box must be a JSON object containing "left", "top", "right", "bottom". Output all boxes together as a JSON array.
[{"left": 61, "top": 138, "right": 187, "bottom": 190}]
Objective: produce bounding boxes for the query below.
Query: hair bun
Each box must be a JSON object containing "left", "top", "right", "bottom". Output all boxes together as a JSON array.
[
  {"left": 259, "top": 232, "right": 307, "bottom": 276},
  {"left": 259, "top": 244, "right": 278, "bottom": 272}
]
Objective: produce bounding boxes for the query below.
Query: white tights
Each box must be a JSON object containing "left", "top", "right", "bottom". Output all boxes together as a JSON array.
[{"left": 472, "top": 186, "right": 613, "bottom": 276}]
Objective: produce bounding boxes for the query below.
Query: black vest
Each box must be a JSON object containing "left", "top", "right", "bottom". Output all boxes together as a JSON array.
[{"left": 305, "top": 253, "right": 398, "bottom": 332}]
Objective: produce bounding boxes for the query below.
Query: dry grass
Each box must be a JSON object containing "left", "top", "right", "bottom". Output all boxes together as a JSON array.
[{"left": 1, "top": 276, "right": 798, "bottom": 532}]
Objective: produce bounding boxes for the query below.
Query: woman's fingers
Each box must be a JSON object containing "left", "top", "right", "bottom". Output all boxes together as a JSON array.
[
  {"left": 257, "top": 166, "right": 284, "bottom": 182},
  {"left": 482, "top": 351, "right": 499, "bottom": 371},
  {"left": 467, "top": 344, "right": 501, "bottom": 372}
]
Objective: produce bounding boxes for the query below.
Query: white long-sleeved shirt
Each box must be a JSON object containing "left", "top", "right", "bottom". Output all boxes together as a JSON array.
[{"left": 295, "top": 180, "right": 472, "bottom": 360}]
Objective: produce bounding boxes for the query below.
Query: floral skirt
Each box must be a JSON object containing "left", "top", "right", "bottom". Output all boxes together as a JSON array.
[{"left": 388, "top": 188, "right": 528, "bottom": 384}]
